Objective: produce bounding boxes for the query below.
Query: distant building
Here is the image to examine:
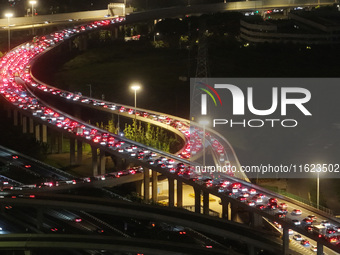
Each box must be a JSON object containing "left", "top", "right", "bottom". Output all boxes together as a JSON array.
[{"left": 240, "top": 10, "right": 340, "bottom": 44}]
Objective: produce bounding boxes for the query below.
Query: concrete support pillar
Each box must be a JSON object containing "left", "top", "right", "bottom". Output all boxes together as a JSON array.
[
  {"left": 50, "top": 132, "right": 56, "bottom": 153},
  {"left": 317, "top": 242, "right": 323, "bottom": 255},
  {"left": 29, "top": 118, "right": 34, "bottom": 134},
  {"left": 250, "top": 212, "right": 263, "bottom": 228},
  {"left": 68, "top": 39, "right": 73, "bottom": 52},
  {"left": 143, "top": 168, "right": 150, "bottom": 202},
  {"left": 36, "top": 208, "right": 43, "bottom": 230},
  {"left": 282, "top": 227, "right": 289, "bottom": 255},
  {"left": 136, "top": 180, "right": 142, "bottom": 196},
  {"left": 35, "top": 124, "right": 40, "bottom": 141},
  {"left": 7, "top": 107, "right": 11, "bottom": 118},
  {"left": 99, "top": 149, "right": 106, "bottom": 175},
  {"left": 70, "top": 138, "right": 76, "bottom": 165},
  {"left": 221, "top": 200, "right": 229, "bottom": 219},
  {"left": 168, "top": 177, "right": 174, "bottom": 207},
  {"left": 203, "top": 191, "right": 209, "bottom": 215},
  {"left": 22, "top": 116, "right": 27, "bottom": 133},
  {"left": 13, "top": 110, "right": 18, "bottom": 126},
  {"left": 114, "top": 27, "right": 118, "bottom": 39},
  {"left": 57, "top": 133, "right": 63, "bottom": 153},
  {"left": 176, "top": 180, "right": 183, "bottom": 208},
  {"left": 77, "top": 140, "right": 82, "bottom": 164},
  {"left": 41, "top": 125, "right": 47, "bottom": 143},
  {"left": 230, "top": 203, "right": 237, "bottom": 221},
  {"left": 248, "top": 244, "right": 255, "bottom": 255},
  {"left": 91, "top": 146, "right": 98, "bottom": 176},
  {"left": 194, "top": 188, "right": 201, "bottom": 214},
  {"left": 19, "top": 112, "right": 22, "bottom": 125},
  {"left": 151, "top": 170, "right": 158, "bottom": 203}
]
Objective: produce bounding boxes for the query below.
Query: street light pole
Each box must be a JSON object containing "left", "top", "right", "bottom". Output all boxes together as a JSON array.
[
  {"left": 87, "top": 84, "right": 92, "bottom": 98},
  {"left": 29, "top": 1, "right": 37, "bottom": 35},
  {"left": 5, "top": 13, "right": 13, "bottom": 52},
  {"left": 199, "top": 120, "right": 209, "bottom": 166},
  {"left": 203, "top": 124, "right": 206, "bottom": 166},
  {"left": 130, "top": 84, "right": 141, "bottom": 136},
  {"left": 317, "top": 171, "right": 320, "bottom": 209},
  {"left": 134, "top": 89, "right": 137, "bottom": 121}
]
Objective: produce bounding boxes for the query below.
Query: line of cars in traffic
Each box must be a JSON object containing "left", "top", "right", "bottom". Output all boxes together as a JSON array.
[
  {"left": 18, "top": 20, "right": 233, "bottom": 169},
  {"left": 2, "top": 8, "right": 234, "bottom": 182},
  {"left": 205, "top": 175, "right": 340, "bottom": 250}
]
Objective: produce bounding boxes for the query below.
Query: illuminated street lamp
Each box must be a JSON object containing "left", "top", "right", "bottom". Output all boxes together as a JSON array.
[
  {"left": 5, "top": 13, "right": 13, "bottom": 52},
  {"left": 199, "top": 120, "right": 209, "bottom": 166},
  {"left": 153, "top": 32, "right": 160, "bottom": 43},
  {"left": 29, "top": 0, "right": 37, "bottom": 35},
  {"left": 130, "top": 83, "right": 141, "bottom": 129}
]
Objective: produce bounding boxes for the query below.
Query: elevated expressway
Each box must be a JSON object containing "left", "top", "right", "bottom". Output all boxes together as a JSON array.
[
  {"left": 0, "top": 9, "right": 340, "bottom": 255},
  {"left": 0, "top": 0, "right": 336, "bottom": 32},
  {"left": 0, "top": 194, "right": 286, "bottom": 255}
]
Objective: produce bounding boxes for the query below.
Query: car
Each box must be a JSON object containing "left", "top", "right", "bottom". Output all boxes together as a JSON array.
[
  {"left": 256, "top": 204, "right": 266, "bottom": 210},
  {"left": 249, "top": 188, "right": 256, "bottom": 195},
  {"left": 240, "top": 192, "right": 249, "bottom": 198},
  {"left": 329, "top": 236, "right": 338, "bottom": 243},
  {"left": 238, "top": 197, "right": 247, "bottom": 202},
  {"left": 247, "top": 201, "right": 255, "bottom": 206},
  {"left": 269, "top": 198, "right": 278, "bottom": 204},
  {"left": 292, "top": 209, "right": 302, "bottom": 215},
  {"left": 74, "top": 218, "right": 82, "bottom": 223},
  {"left": 278, "top": 208, "right": 288, "bottom": 214},
  {"left": 292, "top": 219, "right": 301, "bottom": 225},
  {"left": 305, "top": 225, "right": 313, "bottom": 232},
  {"left": 217, "top": 187, "right": 226, "bottom": 193},
  {"left": 205, "top": 179, "right": 213, "bottom": 188},
  {"left": 326, "top": 227, "right": 336, "bottom": 235},
  {"left": 300, "top": 239, "right": 310, "bottom": 246},
  {"left": 257, "top": 193, "right": 266, "bottom": 198},
  {"left": 252, "top": 195, "right": 263, "bottom": 203},
  {"left": 302, "top": 218, "right": 313, "bottom": 225},
  {"left": 268, "top": 202, "right": 277, "bottom": 210},
  {"left": 321, "top": 220, "right": 330, "bottom": 227},
  {"left": 308, "top": 215, "right": 317, "bottom": 222},
  {"left": 229, "top": 182, "right": 241, "bottom": 189},
  {"left": 273, "top": 221, "right": 282, "bottom": 229},
  {"left": 293, "top": 234, "right": 302, "bottom": 241},
  {"left": 219, "top": 180, "right": 230, "bottom": 188},
  {"left": 288, "top": 229, "right": 294, "bottom": 235},
  {"left": 278, "top": 203, "right": 287, "bottom": 209},
  {"left": 240, "top": 186, "right": 248, "bottom": 192},
  {"left": 310, "top": 245, "right": 317, "bottom": 252},
  {"left": 275, "top": 213, "right": 286, "bottom": 219}
]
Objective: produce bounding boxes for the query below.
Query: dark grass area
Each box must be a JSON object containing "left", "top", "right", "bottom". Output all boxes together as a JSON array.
[{"left": 52, "top": 41, "right": 191, "bottom": 118}]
